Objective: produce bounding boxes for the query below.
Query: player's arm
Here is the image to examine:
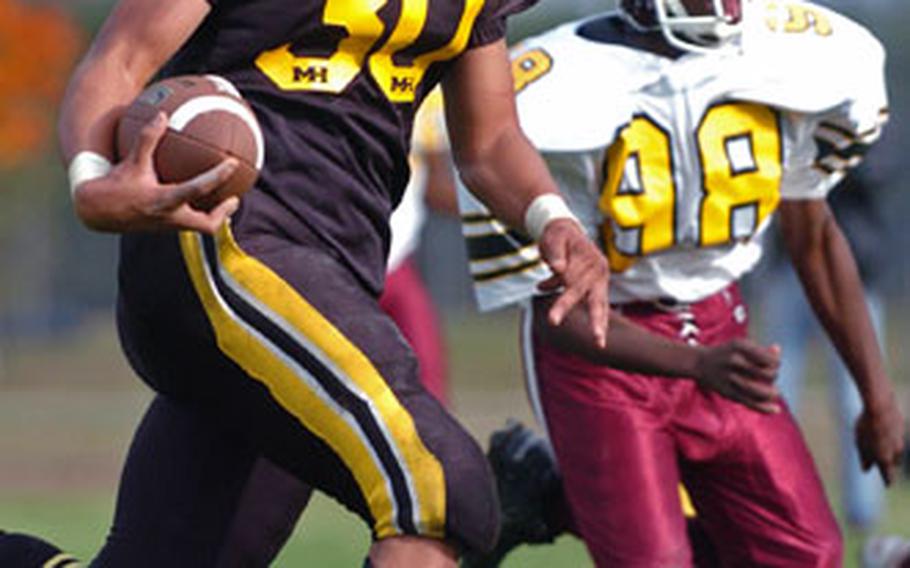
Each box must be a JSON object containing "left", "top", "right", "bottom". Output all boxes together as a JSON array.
[
  {"left": 531, "top": 295, "right": 783, "bottom": 414},
  {"left": 58, "top": 0, "right": 238, "bottom": 234},
  {"left": 780, "top": 198, "right": 905, "bottom": 484},
  {"left": 443, "top": 40, "right": 609, "bottom": 347}
]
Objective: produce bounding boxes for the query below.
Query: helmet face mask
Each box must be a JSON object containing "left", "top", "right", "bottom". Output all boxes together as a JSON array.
[{"left": 619, "top": 0, "right": 744, "bottom": 53}]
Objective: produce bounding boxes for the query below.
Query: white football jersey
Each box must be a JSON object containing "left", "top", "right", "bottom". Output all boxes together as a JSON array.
[{"left": 459, "top": 1, "right": 887, "bottom": 311}]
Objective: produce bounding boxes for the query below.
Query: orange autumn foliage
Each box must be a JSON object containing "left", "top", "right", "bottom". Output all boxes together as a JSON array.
[{"left": 0, "top": 0, "right": 82, "bottom": 170}]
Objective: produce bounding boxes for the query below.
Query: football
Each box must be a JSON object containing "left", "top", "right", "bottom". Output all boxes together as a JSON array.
[{"left": 116, "top": 74, "right": 264, "bottom": 211}]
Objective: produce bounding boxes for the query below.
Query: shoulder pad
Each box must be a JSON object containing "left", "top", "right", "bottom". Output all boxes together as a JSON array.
[
  {"left": 729, "top": 1, "right": 886, "bottom": 114},
  {"left": 510, "top": 15, "right": 659, "bottom": 152}
]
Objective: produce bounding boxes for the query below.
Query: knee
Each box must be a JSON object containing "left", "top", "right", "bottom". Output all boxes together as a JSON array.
[
  {"left": 805, "top": 522, "right": 844, "bottom": 568},
  {"left": 373, "top": 438, "right": 499, "bottom": 554},
  {"left": 377, "top": 348, "right": 497, "bottom": 554},
  {"left": 369, "top": 535, "right": 457, "bottom": 568},
  {"left": 368, "top": 405, "right": 499, "bottom": 554},
  {"left": 441, "top": 432, "right": 500, "bottom": 553},
  {"left": 776, "top": 516, "right": 843, "bottom": 568},
  {"left": 585, "top": 527, "right": 691, "bottom": 568}
]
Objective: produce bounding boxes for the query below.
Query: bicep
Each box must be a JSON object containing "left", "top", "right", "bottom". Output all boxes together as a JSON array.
[{"left": 85, "top": 0, "right": 211, "bottom": 87}]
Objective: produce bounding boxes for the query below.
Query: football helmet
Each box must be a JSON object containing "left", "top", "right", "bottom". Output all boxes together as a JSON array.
[{"left": 618, "top": 0, "right": 744, "bottom": 53}]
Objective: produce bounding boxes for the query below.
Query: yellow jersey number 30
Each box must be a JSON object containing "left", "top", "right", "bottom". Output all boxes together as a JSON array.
[{"left": 255, "top": 0, "right": 485, "bottom": 104}]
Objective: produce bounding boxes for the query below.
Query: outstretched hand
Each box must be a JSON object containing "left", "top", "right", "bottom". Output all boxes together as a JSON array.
[
  {"left": 855, "top": 398, "right": 905, "bottom": 486},
  {"left": 536, "top": 219, "right": 609, "bottom": 348},
  {"left": 694, "top": 340, "right": 782, "bottom": 414},
  {"left": 72, "top": 112, "right": 239, "bottom": 234}
]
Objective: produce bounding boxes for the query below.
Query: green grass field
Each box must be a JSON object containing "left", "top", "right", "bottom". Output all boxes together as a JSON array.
[{"left": 0, "top": 311, "right": 907, "bottom": 566}]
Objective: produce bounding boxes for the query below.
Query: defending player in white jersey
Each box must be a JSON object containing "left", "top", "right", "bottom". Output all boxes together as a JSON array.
[{"left": 459, "top": 1, "right": 905, "bottom": 565}]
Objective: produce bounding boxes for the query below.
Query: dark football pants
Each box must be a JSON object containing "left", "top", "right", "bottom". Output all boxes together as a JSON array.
[
  {"left": 379, "top": 257, "right": 449, "bottom": 406},
  {"left": 94, "top": 223, "right": 497, "bottom": 566},
  {"left": 0, "top": 531, "right": 79, "bottom": 567},
  {"left": 217, "top": 456, "right": 312, "bottom": 567},
  {"left": 218, "top": 255, "right": 451, "bottom": 566}
]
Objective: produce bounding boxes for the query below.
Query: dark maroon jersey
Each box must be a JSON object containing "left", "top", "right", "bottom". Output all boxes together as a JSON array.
[{"left": 164, "top": 0, "right": 534, "bottom": 293}]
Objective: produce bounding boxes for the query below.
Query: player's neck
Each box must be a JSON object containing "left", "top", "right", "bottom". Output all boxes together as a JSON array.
[
  {"left": 617, "top": 18, "right": 684, "bottom": 60},
  {"left": 579, "top": 16, "right": 685, "bottom": 60}
]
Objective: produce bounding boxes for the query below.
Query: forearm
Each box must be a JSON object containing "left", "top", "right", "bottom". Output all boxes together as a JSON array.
[
  {"left": 455, "top": 127, "right": 559, "bottom": 231},
  {"left": 443, "top": 40, "right": 564, "bottom": 232},
  {"left": 531, "top": 295, "right": 701, "bottom": 378},
  {"left": 59, "top": 43, "right": 164, "bottom": 225},
  {"left": 782, "top": 201, "right": 893, "bottom": 408},
  {"left": 58, "top": 55, "right": 145, "bottom": 162},
  {"left": 446, "top": 39, "right": 608, "bottom": 345}
]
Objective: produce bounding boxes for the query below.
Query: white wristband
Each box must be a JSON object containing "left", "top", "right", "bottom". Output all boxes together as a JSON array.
[
  {"left": 67, "top": 151, "right": 112, "bottom": 198},
  {"left": 523, "top": 193, "right": 579, "bottom": 240}
]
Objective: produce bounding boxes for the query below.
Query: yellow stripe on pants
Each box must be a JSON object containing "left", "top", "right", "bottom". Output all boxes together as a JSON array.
[{"left": 179, "top": 226, "right": 445, "bottom": 538}]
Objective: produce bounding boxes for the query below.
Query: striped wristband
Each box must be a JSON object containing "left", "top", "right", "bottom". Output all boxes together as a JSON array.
[
  {"left": 523, "top": 193, "right": 579, "bottom": 240},
  {"left": 67, "top": 151, "right": 112, "bottom": 198}
]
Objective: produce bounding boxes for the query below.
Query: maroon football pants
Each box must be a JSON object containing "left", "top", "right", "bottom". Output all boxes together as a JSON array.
[{"left": 527, "top": 285, "right": 843, "bottom": 567}]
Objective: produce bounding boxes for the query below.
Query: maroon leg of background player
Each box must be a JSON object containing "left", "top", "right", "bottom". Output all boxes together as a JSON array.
[{"left": 528, "top": 285, "right": 842, "bottom": 567}]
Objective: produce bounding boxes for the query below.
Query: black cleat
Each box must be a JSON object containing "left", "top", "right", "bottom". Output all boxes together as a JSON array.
[
  {"left": 462, "top": 420, "right": 565, "bottom": 568},
  {"left": 0, "top": 530, "right": 79, "bottom": 568}
]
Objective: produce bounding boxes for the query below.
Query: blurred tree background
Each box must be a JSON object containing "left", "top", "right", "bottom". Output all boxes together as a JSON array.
[{"left": 0, "top": 0, "right": 85, "bottom": 377}]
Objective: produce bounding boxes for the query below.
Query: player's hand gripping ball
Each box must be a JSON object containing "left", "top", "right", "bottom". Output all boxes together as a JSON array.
[{"left": 116, "top": 74, "right": 264, "bottom": 211}]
